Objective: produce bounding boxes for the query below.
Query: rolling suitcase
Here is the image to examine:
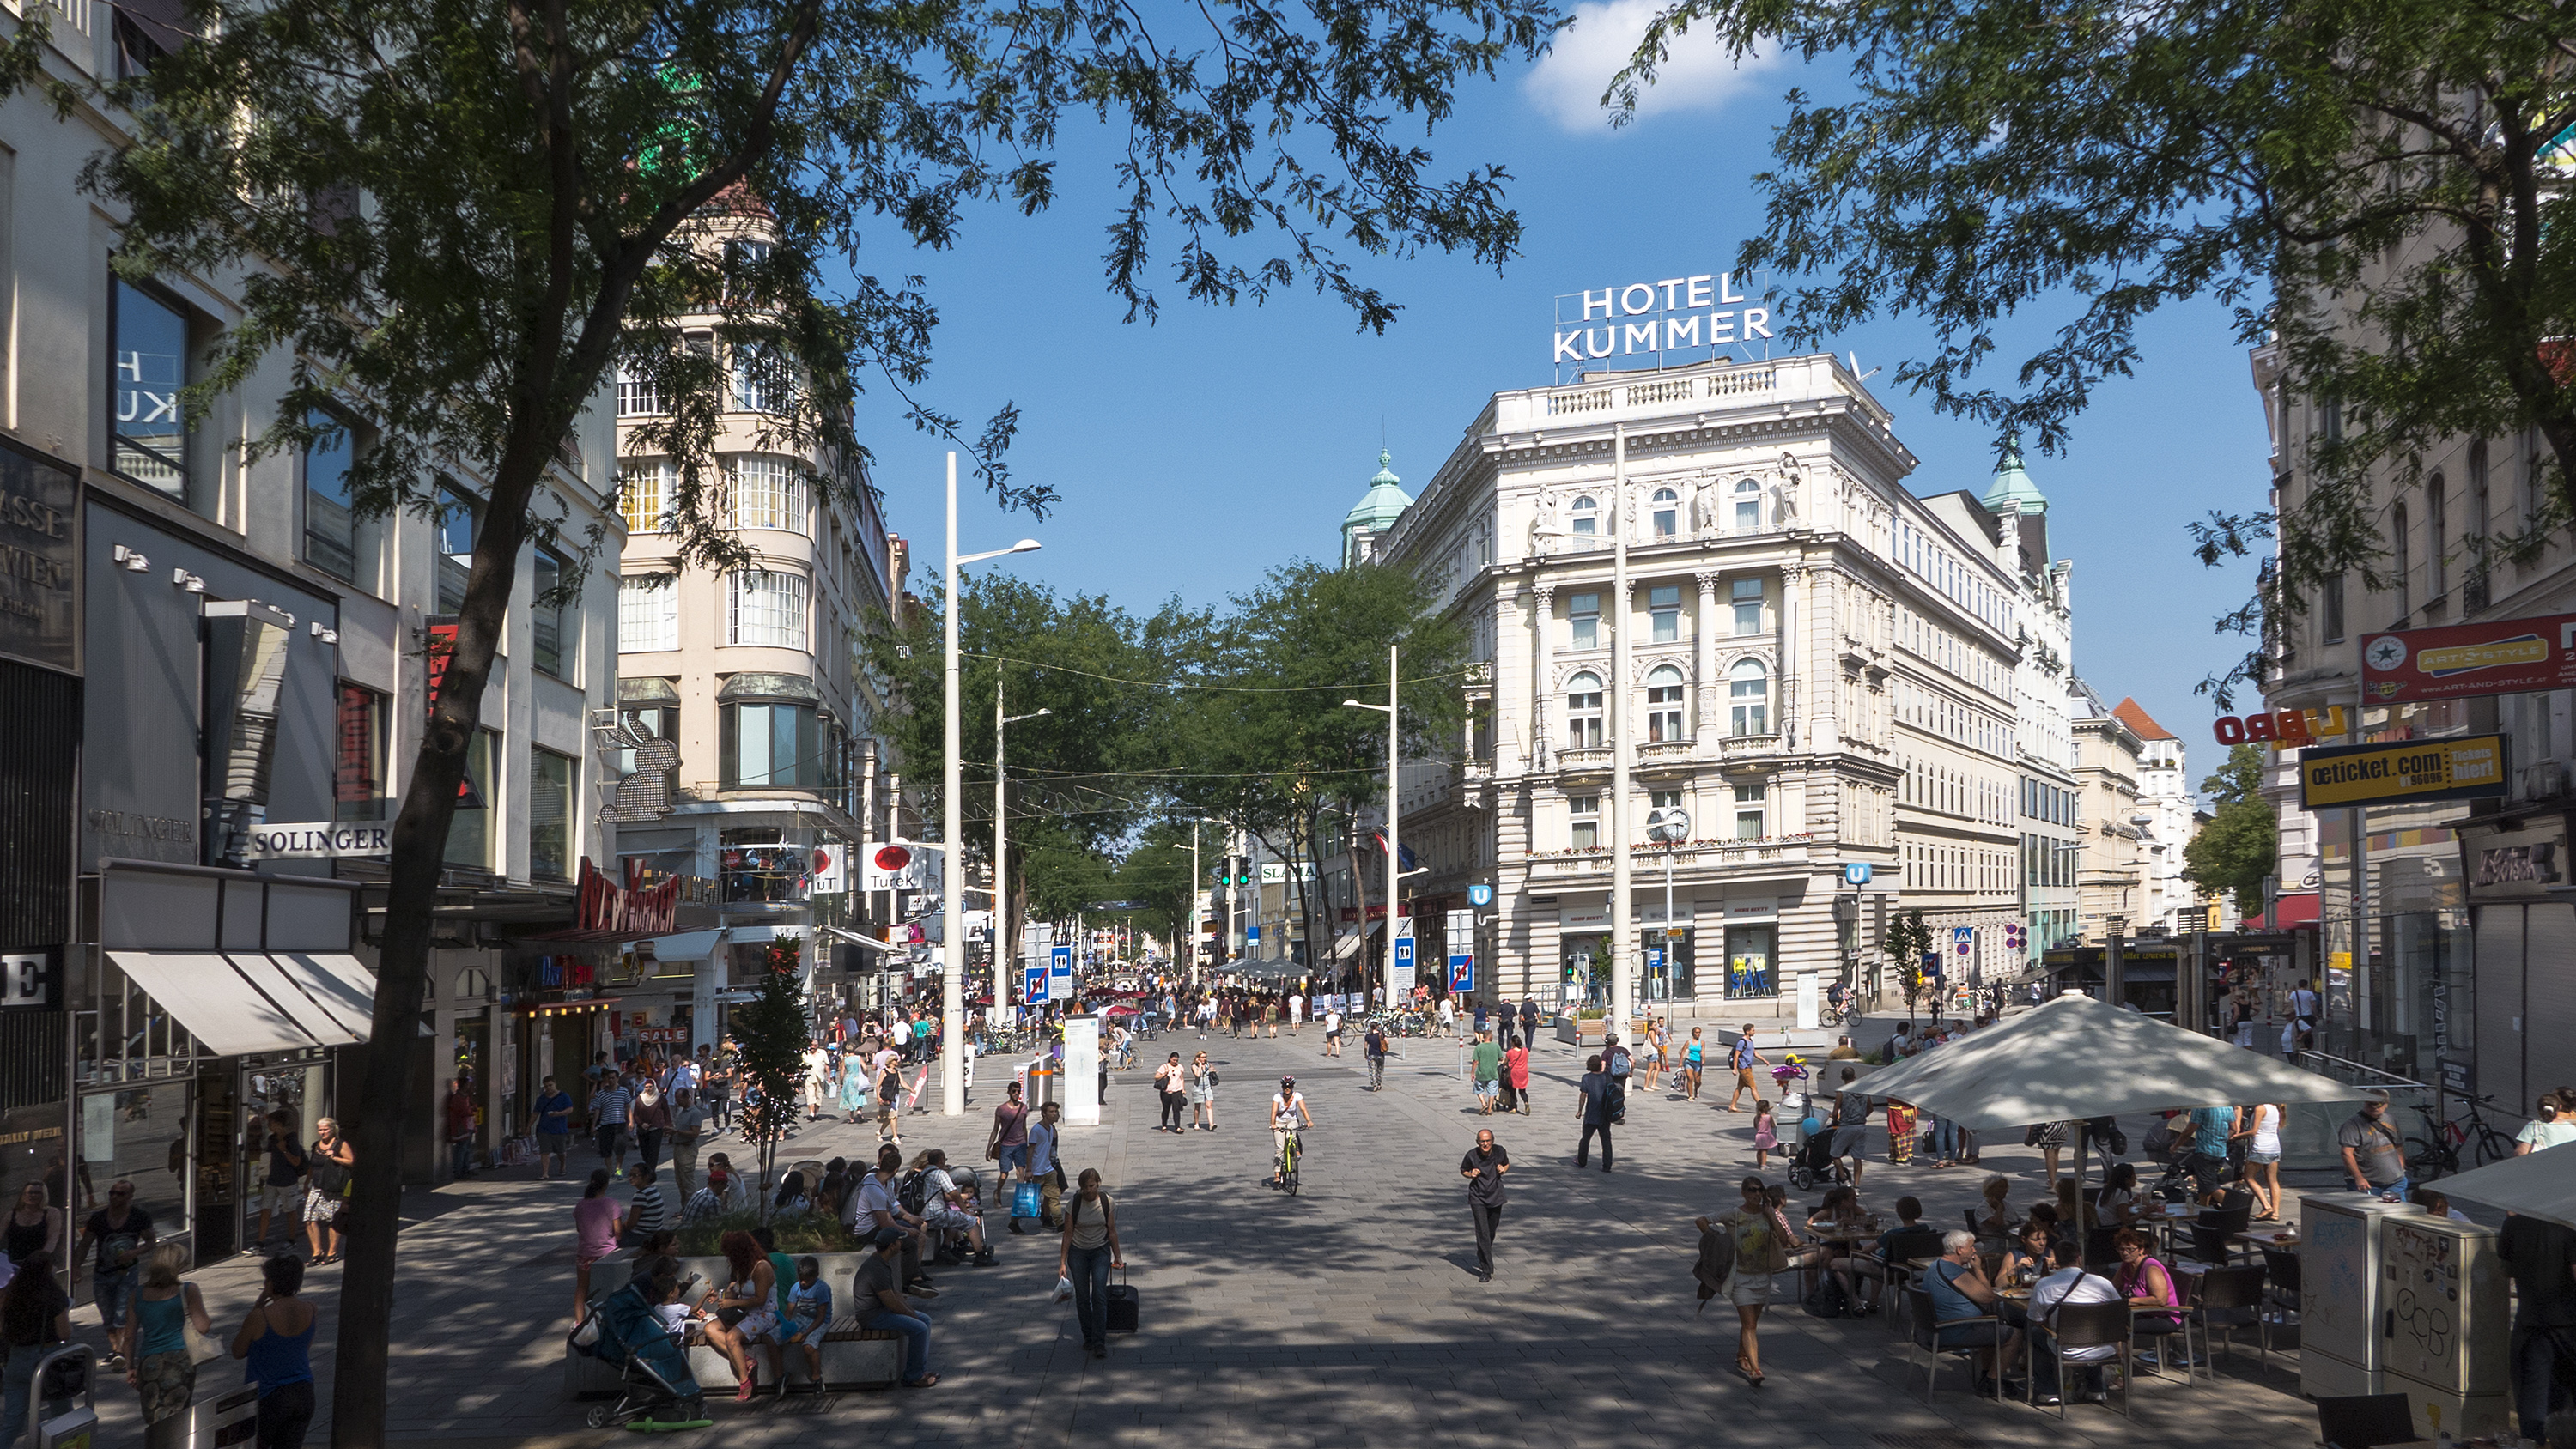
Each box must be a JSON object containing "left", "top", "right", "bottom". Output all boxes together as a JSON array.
[{"left": 1105, "top": 1267, "right": 1139, "bottom": 1333}]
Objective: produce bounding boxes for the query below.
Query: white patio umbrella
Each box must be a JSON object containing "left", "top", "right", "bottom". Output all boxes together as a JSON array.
[
  {"left": 2424, "top": 1145, "right": 2576, "bottom": 1232},
  {"left": 1851, "top": 992, "right": 2367, "bottom": 1134}
]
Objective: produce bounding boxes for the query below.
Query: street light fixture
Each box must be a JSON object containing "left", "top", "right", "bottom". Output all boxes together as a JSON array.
[
  {"left": 1646, "top": 806, "right": 1690, "bottom": 1017},
  {"left": 943, "top": 451, "right": 1040, "bottom": 1117},
  {"left": 1343, "top": 644, "right": 1400, "bottom": 1007},
  {"left": 992, "top": 690, "right": 1050, "bottom": 1029}
]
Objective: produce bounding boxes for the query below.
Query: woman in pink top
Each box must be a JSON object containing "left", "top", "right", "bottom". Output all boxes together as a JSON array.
[
  {"left": 573, "top": 1167, "right": 622, "bottom": 1323},
  {"left": 1502, "top": 1042, "right": 1531, "bottom": 1115},
  {"left": 2112, "top": 1227, "right": 2184, "bottom": 1333}
]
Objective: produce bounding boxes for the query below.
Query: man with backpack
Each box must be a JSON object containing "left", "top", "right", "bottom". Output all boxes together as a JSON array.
[
  {"left": 1828, "top": 1066, "right": 1874, "bottom": 1188},
  {"left": 1725, "top": 1026, "right": 1768, "bottom": 1112},
  {"left": 1364, "top": 1023, "right": 1390, "bottom": 1092},
  {"left": 1602, "top": 1034, "right": 1632, "bottom": 1124}
]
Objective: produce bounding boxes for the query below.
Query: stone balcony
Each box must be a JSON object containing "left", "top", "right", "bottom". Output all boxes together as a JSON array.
[{"left": 1524, "top": 837, "right": 1815, "bottom": 883}]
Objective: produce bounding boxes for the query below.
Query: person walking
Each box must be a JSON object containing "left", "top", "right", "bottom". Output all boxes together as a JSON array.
[
  {"left": 1680, "top": 1027, "right": 1706, "bottom": 1101},
  {"left": 573, "top": 1168, "right": 619, "bottom": 1323},
  {"left": 1603, "top": 1034, "right": 1633, "bottom": 1123},
  {"left": 987, "top": 1082, "right": 1033, "bottom": 1185},
  {"left": 1152, "top": 1053, "right": 1186, "bottom": 1133},
  {"left": 302, "top": 1120, "right": 352, "bottom": 1265},
  {"left": 1470, "top": 1030, "right": 1502, "bottom": 1115},
  {"left": 2500, "top": 1208, "right": 2576, "bottom": 1442},
  {"left": 1322, "top": 1006, "right": 1344, "bottom": 1057},
  {"left": 1, "top": 1252, "right": 70, "bottom": 1449},
  {"left": 2340, "top": 1090, "right": 2409, "bottom": 1199},
  {"left": 1574, "top": 1055, "right": 1613, "bottom": 1173},
  {"left": 121, "top": 1243, "right": 210, "bottom": 1449},
  {"left": 531, "top": 1077, "right": 574, "bottom": 1180},
  {"left": 1187, "top": 1052, "right": 1218, "bottom": 1131},
  {"left": 1518, "top": 998, "right": 1540, "bottom": 1055},
  {"left": 72, "top": 1179, "right": 157, "bottom": 1364},
  {"left": 249, "top": 1113, "right": 306, "bottom": 1253},
  {"left": 1698, "top": 1176, "right": 1791, "bottom": 1385},
  {"left": 1364, "top": 1022, "right": 1389, "bottom": 1092},
  {"left": 1725, "top": 1025, "right": 1767, "bottom": 1111},
  {"left": 2, "top": 1186, "right": 61, "bottom": 1278},
  {"left": 1058, "top": 1168, "right": 1125, "bottom": 1359},
  {"left": 1502, "top": 1037, "right": 1530, "bottom": 1115},
  {"left": 588, "top": 1071, "right": 634, "bottom": 1172},
  {"left": 1461, "top": 1128, "right": 1510, "bottom": 1282},
  {"left": 444, "top": 1076, "right": 479, "bottom": 1179},
  {"left": 228, "top": 1255, "right": 318, "bottom": 1449},
  {"left": 1827, "top": 1066, "right": 1873, "bottom": 1190},
  {"left": 633, "top": 1082, "right": 671, "bottom": 1178},
  {"left": 667, "top": 1088, "right": 710, "bottom": 1197}
]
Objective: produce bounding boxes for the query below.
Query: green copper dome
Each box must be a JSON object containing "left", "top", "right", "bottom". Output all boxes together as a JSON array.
[
  {"left": 1981, "top": 440, "right": 2047, "bottom": 514},
  {"left": 1342, "top": 449, "right": 1414, "bottom": 532}
]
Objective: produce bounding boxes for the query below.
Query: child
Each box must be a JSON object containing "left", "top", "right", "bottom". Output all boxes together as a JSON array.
[
  {"left": 1751, "top": 1099, "right": 1777, "bottom": 1169},
  {"left": 772, "top": 1255, "right": 831, "bottom": 1394},
  {"left": 1886, "top": 1097, "right": 1917, "bottom": 1166}
]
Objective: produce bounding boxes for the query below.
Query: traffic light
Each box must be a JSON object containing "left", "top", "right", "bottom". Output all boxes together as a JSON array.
[{"left": 1223, "top": 855, "right": 1251, "bottom": 888}]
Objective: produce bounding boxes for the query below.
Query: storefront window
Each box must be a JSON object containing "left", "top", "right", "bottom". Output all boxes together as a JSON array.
[
  {"left": 1724, "top": 923, "right": 1775, "bottom": 997},
  {"left": 532, "top": 748, "right": 574, "bottom": 878},
  {"left": 444, "top": 730, "right": 495, "bottom": 869},
  {"left": 79, "top": 1084, "right": 191, "bottom": 1246}
]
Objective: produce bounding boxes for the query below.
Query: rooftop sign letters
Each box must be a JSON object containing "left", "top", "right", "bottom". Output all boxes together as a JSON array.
[
  {"left": 1552, "top": 272, "right": 1784, "bottom": 379},
  {"left": 2361, "top": 613, "right": 2576, "bottom": 702},
  {"left": 2297, "top": 734, "right": 2508, "bottom": 810}
]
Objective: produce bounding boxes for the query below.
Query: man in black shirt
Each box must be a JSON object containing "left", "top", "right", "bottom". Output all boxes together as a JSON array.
[
  {"left": 1460, "top": 1129, "right": 1510, "bottom": 1282},
  {"left": 71, "top": 1180, "right": 155, "bottom": 1367},
  {"left": 2500, "top": 1211, "right": 2576, "bottom": 1440}
]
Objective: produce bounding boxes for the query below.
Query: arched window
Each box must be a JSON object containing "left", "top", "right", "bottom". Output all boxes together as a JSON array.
[
  {"left": 2427, "top": 473, "right": 2449, "bottom": 603},
  {"left": 2392, "top": 500, "right": 2412, "bottom": 618},
  {"left": 1647, "top": 664, "right": 1686, "bottom": 743},
  {"left": 1566, "top": 671, "right": 1604, "bottom": 749},
  {"left": 1734, "top": 478, "right": 1763, "bottom": 531},
  {"left": 1728, "top": 659, "right": 1769, "bottom": 737},
  {"left": 1651, "top": 487, "right": 1679, "bottom": 540},
  {"left": 1571, "top": 495, "right": 1599, "bottom": 537}
]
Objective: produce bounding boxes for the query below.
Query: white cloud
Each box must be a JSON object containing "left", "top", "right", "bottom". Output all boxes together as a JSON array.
[{"left": 1522, "top": 0, "right": 1783, "bottom": 134}]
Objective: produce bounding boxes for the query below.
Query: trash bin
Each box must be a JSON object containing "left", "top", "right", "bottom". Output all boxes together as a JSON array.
[
  {"left": 191, "top": 1384, "right": 260, "bottom": 1449},
  {"left": 29, "top": 1346, "right": 94, "bottom": 1449},
  {"left": 1026, "top": 1063, "right": 1057, "bottom": 1110}
]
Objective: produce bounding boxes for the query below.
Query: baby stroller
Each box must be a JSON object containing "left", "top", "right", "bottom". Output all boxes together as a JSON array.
[
  {"left": 568, "top": 1275, "right": 711, "bottom": 1431},
  {"left": 1786, "top": 1125, "right": 1850, "bottom": 1192}
]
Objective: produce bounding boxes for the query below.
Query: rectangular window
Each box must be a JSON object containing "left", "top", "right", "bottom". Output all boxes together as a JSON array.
[
  {"left": 304, "top": 409, "right": 359, "bottom": 580},
  {"left": 732, "top": 349, "right": 783, "bottom": 414},
  {"left": 1734, "top": 780, "right": 1767, "bottom": 840},
  {"left": 1732, "top": 578, "right": 1763, "bottom": 635},
  {"left": 620, "top": 463, "right": 667, "bottom": 535},
  {"left": 726, "top": 570, "right": 810, "bottom": 650},
  {"left": 722, "top": 701, "right": 819, "bottom": 789},
  {"left": 435, "top": 483, "right": 477, "bottom": 615},
  {"left": 725, "top": 456, "right": 808, "bottom": 534},
  {"left": 1568, "top": 793, "right": 1600, "bottom": 851},
  {"left": 111, "top": 279, "right": 191, "bottom": 498},
  {"left": 333, "top": 683, "right": 386, "bottom": 822},
  {"left": 616, "top": 362, "right": 663, "bottom": 417},
  {"left": 617, "top": 704, "right": 678, "bottom": 779},
  {"left": 619, "top": 575, "right": 678, "bottom": 652},
  {"left": 443, "top": 730, "right": 495, "bottom": 869},
  {"left": 1649, "top": 585, "right": 1680, "bottom": 643},
  {"left": 2321, "top": 572, "right": 2346, "bottom": 643},
  {"left": 1569, "top": 592, "right": 1600, "bottom": 650},
  {"left": 531, "top": 748, "right": 574, "bottom": 878},
  {"left": 532, "top": 546, "right": 572, "bottom": 679}
]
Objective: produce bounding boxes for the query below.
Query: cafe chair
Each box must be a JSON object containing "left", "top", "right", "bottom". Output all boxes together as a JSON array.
[
  {"left": 2082, "top": 1227, "right": 2123, "bottom": 1274},
  {"left": 2185, "top": 1223, "right": 2238, "bottom": 1269},
  {"left": 2257, "top": 1246, "right": 2301, "bottom": 1353},
  {"left": 2314, "top": 1393, "right": 2417, "bottom": 1449},
  {"left": 2032, "top": 1300, "right": 2133, "bottom": 1418},
  {"left": 2183, "top": 1264, "right": 2267, "bottom": 1373},
  {"left": 1903, "top": 1288, "right": 2002, "bottom": 1406}
]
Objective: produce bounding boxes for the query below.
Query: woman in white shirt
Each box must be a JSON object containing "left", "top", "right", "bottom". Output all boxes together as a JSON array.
[
  {"left": 2244, "top": 1101, "right": 2285, "bottom": 1221},
  {"left": 2515, "top": 1094, "right": 2576, "bottom": 1155}
]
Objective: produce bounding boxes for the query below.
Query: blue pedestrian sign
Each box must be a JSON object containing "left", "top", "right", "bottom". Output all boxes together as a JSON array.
[
  {"left": 1449, "top": 951, "right": 1474, "bottom": 992},
  {"left": 1050, "top": 943, "right": 1072, "bottom": 998},
  {"left": 1843, "top": 863, "right": 1873, "bottom": 886},
  {"left": 1246, "top": 924, "right": 1261, "bottom": 943},
  {"left": 1393, "top": 934, "right": 1416, "bottom": 976},
  {"left": 1467, "top": 882, "right": 1494, "bottom": 907}
]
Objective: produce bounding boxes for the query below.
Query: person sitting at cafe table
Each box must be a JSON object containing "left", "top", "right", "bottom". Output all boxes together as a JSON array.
[
  {"left": 1999, "top": 1216, "right": 2057, "bottom": 1287},
  {"left": 1806, "top": 1186, "right": 1879, "bottom": 1312},
  {"left": 1975, "top": 1177, "right": 2014, "bottom": 1237},
  {"left": 2111, "top": 1228, "right": 2188, "bottom": 1367},
  {"left": 1925, "top": 1229, "right": 2022, "bottom": 1397},
  {"left": 2028, "top": 1240, "right": 2124, "bottom": 1404},
  {"left": 2092, "top": 1162, "right": 2143, "bottom": 1228}
]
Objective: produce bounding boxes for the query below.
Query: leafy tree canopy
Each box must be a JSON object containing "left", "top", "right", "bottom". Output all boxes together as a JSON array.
[
  {"left": 1613, "top": 0, "right": 2576, "bottom": 703},
  {"left": 2184, "top": 743, "right": 2280, "bottom": 912}
]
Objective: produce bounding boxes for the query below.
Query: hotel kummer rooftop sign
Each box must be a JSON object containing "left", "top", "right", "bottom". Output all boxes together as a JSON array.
[
  {"left": 1551, "top": 271, "right": 1792, "bottom": 381},
  {"left": 2361, "top": 612, "right": 2576, "bottom": 702}
]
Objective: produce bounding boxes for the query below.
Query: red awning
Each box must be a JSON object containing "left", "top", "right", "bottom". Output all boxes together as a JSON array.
[{"left": 2242, "top": 894, "right": 2321, "bottom": 931}]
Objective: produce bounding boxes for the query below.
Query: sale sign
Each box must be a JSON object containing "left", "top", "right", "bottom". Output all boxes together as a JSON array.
[{"left": 2362, "top": 613, "right": 2576, "bottom": 702}]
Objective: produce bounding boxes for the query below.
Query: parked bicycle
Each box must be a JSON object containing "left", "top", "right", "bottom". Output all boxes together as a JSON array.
[{"left": 2405, "top": 1094, "right": 2516, "bottom": 1180}]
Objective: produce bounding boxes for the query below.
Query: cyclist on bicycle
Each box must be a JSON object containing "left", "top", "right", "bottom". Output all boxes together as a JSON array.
[{"left": 1269, "top": 1076, "right": 1313, "bottom": 1190}]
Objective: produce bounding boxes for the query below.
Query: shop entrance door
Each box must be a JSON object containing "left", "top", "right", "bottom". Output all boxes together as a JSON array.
[
  {"left": 193, "top": 1069, "right": 240, "bottom": 1258},
  {"left": 454, "top": 1011, "right": 489, "bottom": 1174}
]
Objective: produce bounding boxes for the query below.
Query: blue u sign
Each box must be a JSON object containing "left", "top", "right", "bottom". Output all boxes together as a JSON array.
[
  {"left": 1843, "top": 863, "right": 1873, "bottom": 886},
  {"left": 1467, "top": 883, "right": 1494, "bottom": 907}
]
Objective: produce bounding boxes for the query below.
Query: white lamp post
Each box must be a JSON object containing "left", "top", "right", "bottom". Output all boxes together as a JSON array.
[
  {"left": 993, "top": 680, "right": 1049, "bottom": 1031},
  {"left": 1647, "top": 806, "right": 1690, "bottom": 1024},
  {"left": 1343, "top": 642, "right": 1399, "bottom": 1007},
  {"left": 942, "top": 451, "right": 1039, "bottom": 1116}
]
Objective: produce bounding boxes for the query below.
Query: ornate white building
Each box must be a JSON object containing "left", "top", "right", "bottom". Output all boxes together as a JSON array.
[{"left": 1370, "top": 354, "right": 2026, "bottom": 1017}]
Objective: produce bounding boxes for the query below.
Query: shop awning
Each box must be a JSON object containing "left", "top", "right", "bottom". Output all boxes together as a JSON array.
[
  {"left": 1327, "top": 933, "right": 1364, "bottom": 962},
  {"left": 642, "top": 930, "right": 727, "bottom": 961},
  {"left": 109, "top": 952, "right": 320, "bottom": 1057},
  {"left": 269, "top": 953, "right": 379, "bottom": 1041},
  {"left": 225, "top": 954, "right": 364, "bottom": 1047}
]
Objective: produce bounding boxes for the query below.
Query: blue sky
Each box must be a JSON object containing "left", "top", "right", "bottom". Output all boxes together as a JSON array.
[{"left": 853, "top": 6, "right": 2266, "bottom": 786}]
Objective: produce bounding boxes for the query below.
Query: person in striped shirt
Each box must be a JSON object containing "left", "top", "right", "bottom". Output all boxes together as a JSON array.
[{"left": 617, "top": 1164, "right": 669, "bottom": 1249}]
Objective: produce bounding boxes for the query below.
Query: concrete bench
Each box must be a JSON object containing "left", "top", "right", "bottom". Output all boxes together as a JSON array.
[{"left": 682, "top": 1313, "right": 902, "bottom": 1391}]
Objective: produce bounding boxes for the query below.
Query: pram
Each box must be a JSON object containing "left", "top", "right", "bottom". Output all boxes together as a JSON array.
[
  {"left": 1785, "top": 1125, "right": 1851, "bottom": 1191},
  {"left": 568, "top": 1276, "right": 713, "bottom": 1431}
]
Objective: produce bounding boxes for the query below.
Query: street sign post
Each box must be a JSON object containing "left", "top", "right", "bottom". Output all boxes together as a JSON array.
[
  {"left": 1391, "top": 931, "right": 1417, "bottom": 993},
  {"left": 1843, "top": 863, "right": 1873, "bottom": 886},
  {"left": 1050, "top": 943, "right": 1072, "bottom": 1002},
  {"left": 1449, "top": 949, "right": 1474, "bottom": 993},
  {"left": 1467, "top": 882, "right": 1494, "bottom": 907}
]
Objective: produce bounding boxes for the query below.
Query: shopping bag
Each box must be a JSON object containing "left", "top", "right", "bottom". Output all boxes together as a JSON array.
[{"left": 1012, "top": 1182, "right": 1042, "bottom": 1220}]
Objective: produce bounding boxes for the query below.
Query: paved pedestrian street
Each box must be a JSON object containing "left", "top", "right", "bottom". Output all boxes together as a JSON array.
[{"left": 93, "top": 1024, "right": 2336, "bottom": 1449}]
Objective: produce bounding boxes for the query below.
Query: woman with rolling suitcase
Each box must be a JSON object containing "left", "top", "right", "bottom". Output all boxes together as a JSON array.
[{"left": 1057, "top": 1169, "right": 1125, "bottom": 1360}]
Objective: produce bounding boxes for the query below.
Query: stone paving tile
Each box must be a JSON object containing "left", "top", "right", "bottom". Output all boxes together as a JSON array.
[{"left": 61, "top": 1016, "right": 2351, "bottom": 1449}]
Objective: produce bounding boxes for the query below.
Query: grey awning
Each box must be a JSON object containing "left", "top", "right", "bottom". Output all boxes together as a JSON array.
[
  {"left": 618, "top": 677, "right": 682, "bottom": 705},
  {"left": 270, "top": 952, "right": 379, "bottom": 1040},
  {"left": 109, "top": 952, "right": 319, "bottom": 1057},
  {"left": 717, "top": 672, "right": 821, "bottom": 702},
  {"left": 226, "top": 954, "right": 364, "bottom": 1046}
]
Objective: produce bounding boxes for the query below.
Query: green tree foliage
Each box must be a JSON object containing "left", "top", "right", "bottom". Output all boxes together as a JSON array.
[
  {"left": 1883, "top": 908, "right": 1934, "bottom": 1025},
  {"left": 730, "top": 937, "right": 813, "bottom": 1213},
  {"left": 1175, "top": 559, "right": 1469, "bottom": 981},
  {"left": 1612, "top": 0, "right": 2576, "bottom": 702},
  {"left": 2185, "top": 744, "right": 2281, "bottom": 914},
  {"left": 82, "top": 0, "right": 1548, "bottom": 1432}
]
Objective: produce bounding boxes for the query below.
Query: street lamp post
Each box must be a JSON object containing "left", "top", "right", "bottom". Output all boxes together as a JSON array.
[
  {"left": 941, "top": 451, "right": 1040, "bottom": 1116},
  {"left": 1646, "top": 806, "right": 1689, "bottom": 1024},
  {"left": 1609, "top": 423, "right": 1634, "bottom": 1042},
  {"left": 1343, "top": 642, "right": 1399, "bottom": 1009},
  {"left": 993, "top": 680, "right": 1050, "bottom": 1032}
]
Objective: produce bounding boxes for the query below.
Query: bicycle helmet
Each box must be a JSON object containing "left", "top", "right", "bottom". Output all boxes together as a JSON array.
[{"left": 1279, "top": 1075, "right": 1297, "bottom": 1091}]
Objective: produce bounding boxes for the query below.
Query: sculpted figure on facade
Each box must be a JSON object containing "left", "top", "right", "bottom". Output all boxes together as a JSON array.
[
  {"left": 1691, "top": 475, "right": 1718, "bottom": 536},
  {"left": 1774, "top": 452, "right": 1803, "bottom": 526},
  {"left": 1528, "top": 488, "right": 1559, "bottom": 556}
]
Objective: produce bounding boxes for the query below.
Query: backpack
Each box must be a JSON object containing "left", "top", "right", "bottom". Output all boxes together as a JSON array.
[
  {"left": 1802, "top": 1272, "right": 1849, "bottom": 1319},
  {"left": 896, "top": 1170, "right": 931, "bottom": 1216}
]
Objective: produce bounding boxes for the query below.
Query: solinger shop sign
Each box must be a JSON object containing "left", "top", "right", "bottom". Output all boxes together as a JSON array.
[
  {"left": 2361, "top": 613, "right": 2576, "bottom": 702},
  {"left": 242, "top": 821, "right": 392, "bottom": 859},
  {"left": 2298, "top": 735, "right": 2508, "bottom": 810}
]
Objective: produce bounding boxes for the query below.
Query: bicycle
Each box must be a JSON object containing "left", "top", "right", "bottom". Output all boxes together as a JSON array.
[
  {"left": 2406, "top": 1094, "right": 2516, "bottom": 1180},
  {"left": 1275, "top": 1125, "right": 1303, "bottom": 1197}
]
